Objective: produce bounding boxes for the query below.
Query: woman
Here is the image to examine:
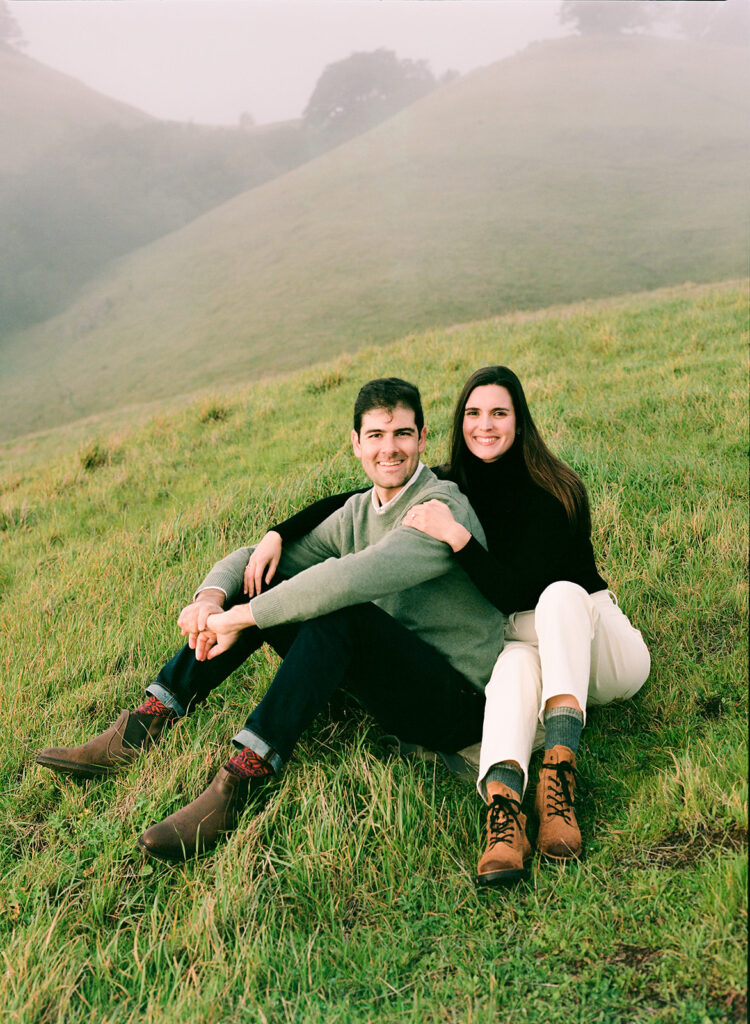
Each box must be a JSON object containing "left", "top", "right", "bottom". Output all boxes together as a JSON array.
[
  {"left": 247, "top": 366, "right": 650, "bottom": 885},
  {"left": 405, "top": 366, "right": 650, "bottom": 884}
]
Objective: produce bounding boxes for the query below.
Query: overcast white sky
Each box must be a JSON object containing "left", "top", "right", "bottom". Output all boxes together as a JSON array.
[{"left": 9, "top": 1, "right": 568, "bottom": 126}]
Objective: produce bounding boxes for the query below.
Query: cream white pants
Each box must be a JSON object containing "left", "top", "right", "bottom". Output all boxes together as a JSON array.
[{"left": 476, "top": 581, "right": 650, "bottom": 801}]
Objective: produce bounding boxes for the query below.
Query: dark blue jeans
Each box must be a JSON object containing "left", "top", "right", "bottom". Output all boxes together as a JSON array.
[
  {"left": 150, "top": 603, "right": 484, "bottom": 775},
  {"left": 148, "top": 619, "right": 300, "bottom": 715}
]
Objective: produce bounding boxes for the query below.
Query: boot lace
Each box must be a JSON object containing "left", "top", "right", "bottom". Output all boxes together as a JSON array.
[
  {"left": 487, "top": 793, "right": 523, "bottom": 848},
  {"left": 541, "top": 758, "right": 576, "bottom": 824}
]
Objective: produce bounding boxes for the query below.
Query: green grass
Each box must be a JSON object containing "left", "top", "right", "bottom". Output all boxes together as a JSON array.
[
  {"left": 2, "top": 35, "right": 748, "bottom": 440},
  {"left": 0, "top": 281, "right": 747, "bottom": 1022}
]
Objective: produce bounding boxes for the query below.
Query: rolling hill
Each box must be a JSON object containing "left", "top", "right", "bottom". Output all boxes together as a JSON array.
[
  {"left": 2, "top": 34, "right": 748, "bottom": 441},
  {"left": 0, "top": 46, "right": 307, "bottom": 336}
]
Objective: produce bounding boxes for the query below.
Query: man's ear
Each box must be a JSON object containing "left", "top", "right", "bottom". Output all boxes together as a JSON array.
[
  {"left": 418, "top": 426, "right": 427, "bottom": 453},
  {"left": 351, "top": 429, "right": 362, "bottom": 458}
]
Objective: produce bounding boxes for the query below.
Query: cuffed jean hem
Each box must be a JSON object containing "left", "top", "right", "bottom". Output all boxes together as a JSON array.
[
  {"left": 232, "top": 728, "right": 284, "bottom": 777},
  {"left": 146, "top": 683, "right": 187, "bottom": 717}
]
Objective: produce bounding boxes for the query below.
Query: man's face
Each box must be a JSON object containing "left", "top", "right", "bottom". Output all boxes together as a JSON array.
[{"left": 351, "top": 405, "right": 427, "bottom": 503}]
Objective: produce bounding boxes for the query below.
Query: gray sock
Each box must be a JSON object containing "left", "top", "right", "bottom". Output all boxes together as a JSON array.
[
  {"left": 485, "top": 761, "right": 524, "bottom": 799},
  {"left": 544, "top": 706, "right": 584, "bottom": 753}
]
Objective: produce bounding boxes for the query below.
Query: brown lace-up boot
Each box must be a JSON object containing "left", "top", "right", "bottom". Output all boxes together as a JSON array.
[
  {"left": 476, "top": 781, "right": 532, "bottom": 886},
  {"left": 36, "top": 710, "right": 171, "bottom": 779},
  {"left": 535, "top": 744, "right": 582, "bottom": 860}
]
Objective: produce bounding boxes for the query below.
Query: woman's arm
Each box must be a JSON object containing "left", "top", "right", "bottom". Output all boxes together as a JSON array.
[
  {"left": 455, "top": 496, "right": 596, "bottom": 613},
  {"left": 408, "top": 495, "right": 579, "bottom": 614},
  {"left": 452, "top": 536, "right": 568, "bottom": 614},
  {"left": 244, "top": 489, "right": 364, "bottom": 596},
  {"left": 272, "top": 491, "right": 364, "bottom": 542}
]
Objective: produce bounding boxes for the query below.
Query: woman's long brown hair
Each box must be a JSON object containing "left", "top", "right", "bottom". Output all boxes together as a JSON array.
[{"left": 447, "top": 366, "right": 591, "bottom": 533}]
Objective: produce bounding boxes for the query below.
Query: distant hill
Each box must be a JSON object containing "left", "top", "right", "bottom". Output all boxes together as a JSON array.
[
  {"left": 0, "top": 47, "right": 308, "bottom": 334},
  {"left": 2, "top": 34, "right": 748, "bottom": 441},
  {"left": 0, "top": 43, "right": 148, "bottom": 170}
]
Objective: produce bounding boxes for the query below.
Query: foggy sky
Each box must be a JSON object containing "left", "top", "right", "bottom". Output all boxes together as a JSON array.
[{"left": 9, "top": 1, "right": 568, "bottom": 126}]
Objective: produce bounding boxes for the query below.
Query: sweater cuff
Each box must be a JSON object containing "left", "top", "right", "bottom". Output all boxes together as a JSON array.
[
  {"left": 249, "top": 587, "right": 286, "bottom": 630},
  {"left": 192, "top": 584, "right": 228, "bottom": 603},
  {"left": 194, "top": 566, "right": 243, "bottom": 601}
]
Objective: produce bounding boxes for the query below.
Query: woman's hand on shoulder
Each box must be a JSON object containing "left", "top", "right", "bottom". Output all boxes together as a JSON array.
[
  {"left": 404, "top": 499, "right": 471, "bottom": 552},
  {"left": 244, "top": 530, "right": 283, "bottom": 596}
]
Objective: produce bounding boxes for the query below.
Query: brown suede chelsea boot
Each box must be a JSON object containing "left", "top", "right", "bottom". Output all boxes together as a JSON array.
[
  {"left": 137, "top": 767, "right": 271, "bottom": 861},
  {"left": 535, "top": 744, "right": 582, "bottom": 860},
  {"left": 476, "top": 781, "right": 532, "bottom": 886},
  {"left": 36, "top": 709, "right": 170, "bottom": 779}
]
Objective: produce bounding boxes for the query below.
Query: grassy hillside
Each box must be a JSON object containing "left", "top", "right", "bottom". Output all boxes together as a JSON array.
[
  {"left": 2, "top": 34, "right": 748, "bottom": 442},
  {"left": 0, "top": 45, "right": 149, "bottom": 170},
  {"left": 0, "top": 47, "right": 308, "bottom": 336},
  {"left": 0, "top": 281, "right": 746, "bottom": 1023}
]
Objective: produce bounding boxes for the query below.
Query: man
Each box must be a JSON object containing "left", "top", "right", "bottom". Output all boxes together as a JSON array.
[{"left": 37, "top": 378, "right": 504, "bottom": 860}]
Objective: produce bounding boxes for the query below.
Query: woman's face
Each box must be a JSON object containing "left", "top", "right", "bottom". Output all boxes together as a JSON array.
[{"left": 462, "top": 384, "right": 517, "bottom": 462}]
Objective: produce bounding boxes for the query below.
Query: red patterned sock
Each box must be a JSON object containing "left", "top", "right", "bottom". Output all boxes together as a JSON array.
[
  {"left": 134, "top": 695, "right": 178, "bottom": 719},
  {"left": 224, "top": 746, "right": 273, "bottom": 779}
]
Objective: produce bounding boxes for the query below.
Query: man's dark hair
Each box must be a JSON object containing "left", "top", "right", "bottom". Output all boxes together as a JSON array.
[{"left": 353, "top": 378, "right": 424, "bottom": 436}]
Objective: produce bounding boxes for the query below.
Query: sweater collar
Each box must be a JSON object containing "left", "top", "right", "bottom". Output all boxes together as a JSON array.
[{"left": 463, "top": 441, "right": 528, "bottom": 491}]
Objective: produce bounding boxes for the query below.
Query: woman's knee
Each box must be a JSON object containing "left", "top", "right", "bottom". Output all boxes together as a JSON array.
[
  {"left": 535, "top": 581, "right": 594, "bottom": 636},
  {"left": 537, "top": 580, "right": 589, "bottom": 611}
]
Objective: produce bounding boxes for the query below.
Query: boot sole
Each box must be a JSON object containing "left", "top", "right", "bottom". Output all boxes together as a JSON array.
[
  {"left": 539, "top": 849, "right": 582, "bottom": 862},
  {"left": 136, "top": 835, "right": 198, "bottom": 862},
  {"left": 475, "top": 866, "right": 528, "bottom": 886},
  {"left": 35, "top": 755, "right": 115, "bottom": 778}
]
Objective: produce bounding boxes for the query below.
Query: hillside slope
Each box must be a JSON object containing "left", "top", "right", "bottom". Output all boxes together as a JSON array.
[
  {"left": 0, "top": 47, "right": 307, "bottom": 335},
  {"left": 2, "top": 35, "right": 748, "bottom": 440},
  {"left": 0, "top": 280, "right": 746, "bottom": 1023}
]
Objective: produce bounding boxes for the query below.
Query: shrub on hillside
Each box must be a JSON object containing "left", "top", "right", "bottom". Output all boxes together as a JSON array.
[
  {"left": 305, "top": 371, "right": 344, "bottom": 395},
  {"left": 198, "top": 399, "right": 230, "bottom": 423},
  {"left": 79, "top": 441, "right": 109, "bottom": 471}
]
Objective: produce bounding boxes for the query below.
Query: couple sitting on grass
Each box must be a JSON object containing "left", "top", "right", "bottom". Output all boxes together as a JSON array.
[{"left": 37, "top": 369, "right": 650, "bottom": 886}]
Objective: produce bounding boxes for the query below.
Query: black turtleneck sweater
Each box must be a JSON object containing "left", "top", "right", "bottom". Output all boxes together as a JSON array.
[
  {"left": 450, "top": 446, "right": 607, "bottom": 614},
  {"left": 271, "top": 449, "right": 607, "bottom": 615}
]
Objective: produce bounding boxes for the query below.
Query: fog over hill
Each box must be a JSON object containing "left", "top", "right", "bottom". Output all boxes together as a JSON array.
[
  {"left": 0, "top": 47, "right": 308, "bottom": 336},
  {"left": 2, "top": 34, "right": 748, "bottom": 441}
]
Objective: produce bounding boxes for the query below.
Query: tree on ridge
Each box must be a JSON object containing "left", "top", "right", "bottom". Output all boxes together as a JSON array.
[
  {"left": 303, "top": 49, "right": 437, "bottom": 149},
  {"left": 559, "top": 1, "right": 655, "bottom": 36},
  {"left": 0, "top": 1, "right": 26, "bottom": 50}
]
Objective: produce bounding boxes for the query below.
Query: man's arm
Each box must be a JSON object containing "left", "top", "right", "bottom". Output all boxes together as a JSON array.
[
  {"left": 196, "top": 485, "right": 482, "bottom": 657},
  {"left": 196, "top": 501, "right": 348, "bottom": 604},
  {"left": 245, "top": 489, "right": 367, "bottom": 596},
  {"left": 198, "top": 523, "right": 457, "bottom": 660},
  {"left": 249, "top": 504, "right": 467, "bottom": 630}
]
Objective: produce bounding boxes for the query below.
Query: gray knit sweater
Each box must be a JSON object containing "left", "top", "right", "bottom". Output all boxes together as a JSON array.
[{"left": 198, "top": 465, "right": 505, "bottom": 692}]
